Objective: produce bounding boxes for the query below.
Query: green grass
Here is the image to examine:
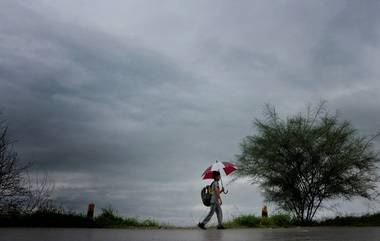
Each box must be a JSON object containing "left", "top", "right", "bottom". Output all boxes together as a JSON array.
[
  {"left": 224, "top": 213, "right": 293, "bottom": 228},
  {"left": 3, "top": 208, "right": 380, "bottom": 228},
  {"left": 0, "top": 207, "right": 161, "bottom": 228},
  {"left": 318, "top": 213, "right": 380, "bottom": 226},
  {"left": 0, "top": 209, "right": 93, "bottom": 227},
  {"left": 225, "top": 212, "right": 380, "bottom": 228},
  {"left": 94, "top": 207, "right": 160, "bottom": 228}
]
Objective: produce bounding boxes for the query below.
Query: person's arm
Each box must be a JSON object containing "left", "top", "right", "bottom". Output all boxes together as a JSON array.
[
  {"left": 215, "top": 183, "right": 222, "bottom": 205},
  {"left": 220, "top": 186, "right": 225, "bottom": 193}
]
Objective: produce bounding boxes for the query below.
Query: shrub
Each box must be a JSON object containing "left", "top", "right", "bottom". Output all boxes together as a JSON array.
[
  {"left": 229, "top": 215, "right": 261, "bottom": 227},
  {"left": 269, "top": 214, "right": 292, "bottom": 227},
  {"left": 94, "top": 207, "right": 124, "bottom": 227},
  {"left": 318, "top": 213, "right": 380, "bottom": 226},
  {"left": 123, "top": 217, "right": 140, "bottom": 226},
  {"left": 225, "top": 213, "right": 293, "bottom": 228}
]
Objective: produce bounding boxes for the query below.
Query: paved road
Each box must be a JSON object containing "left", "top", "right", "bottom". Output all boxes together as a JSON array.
[{"left": 1, "top": 227, "right": 380, "bottom": 241}]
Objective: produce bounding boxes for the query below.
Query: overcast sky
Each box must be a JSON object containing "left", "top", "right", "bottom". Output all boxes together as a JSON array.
[{"left": 1, "top": 0, "right": 380, "bottom": 226}]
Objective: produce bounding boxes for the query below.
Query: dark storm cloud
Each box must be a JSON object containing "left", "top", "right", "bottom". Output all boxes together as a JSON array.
[
  {"left": 1, "top": 0, "right": 380, "bottom": 225},
  {"left": 0, "top": 1, "right": 213, "bottom": 222},
  {"left": 1, "top": 1, "right": 260, "bottom": 225},
  {"left": 0, "top": 1, "right": 201, "bottom": 173},
  {"left": 308, "top": 0, "right": 380, "bottom": 88}
]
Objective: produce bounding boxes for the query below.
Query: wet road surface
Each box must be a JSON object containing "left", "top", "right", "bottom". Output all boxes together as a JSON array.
[{"left": 1, "top": 227, "right": 380, "bottom": 241}]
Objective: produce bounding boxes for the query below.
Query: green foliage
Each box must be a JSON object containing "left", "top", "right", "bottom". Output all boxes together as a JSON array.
[
  {"left": 225, "top": 213, "right": 380, "bottom": 228},
  {"left": 226, "top": 215, "right": 261, "bottom": 227},
  {"left": 94, "top": 207, "right": 124, "bottom": 227},
  {"left": 93, "top": 207, "right": 160, "bottom": 228},
  {"left": 0, "top": 207, "right": 160, "bottom": 228},
  {"left": 123, "top": 217, "right": 140, "bottom": 226},
  {"left": 236, "top": 102, "right": 380, "bottom": 223},
  {"left": 269, "top": 213, "right": 292, "bottom": 227},
  {"left": 319, "top": 213, "right": 380, "bottom": 226},
  {"left": 259, "top": 217, "right": 270, "bottom": 226},
  {"left": 225, "top": 213, "right": 293, "bottom": 228},
  {"left": 140, "top": 219, "right": 160, "bottom": 227},
  {"left": 0, "top": 208, "right": 93, "bottom": 227}
]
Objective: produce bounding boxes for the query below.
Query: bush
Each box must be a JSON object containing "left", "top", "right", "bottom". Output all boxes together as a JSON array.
[
  {"left": 123, "top": 217, "right": 140, "bottom": 226},
  {"left": 121, "top": 217, "right": 159, "bottom": 228},
  {"left": 0, "top": 209, "right": 93, "bottom": 227},
  {"left": 225, "top": 213, "right": 293, "bottom": 228},
  {"left": 0, "top": 206, "right": 161, "bottom": 228},
  {"left": 93, "top": 208, "right": 160, "bottom": 228},
  {"left": 226, "top": 215, "right": 261, "bottom": 227},
  {"left": 318, "top": 213, "right": 380, "bottom": 226},
  {"left": 94, "top": 207, "right": 124, "bottom": 227},
  {"left": 269, "top": 214, "right": 292, "bottom": 227},
  {"left": 140, "top": 219, "right": 160, "bottom": 227}
]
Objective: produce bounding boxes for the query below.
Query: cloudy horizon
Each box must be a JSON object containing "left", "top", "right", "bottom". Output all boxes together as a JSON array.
[{"left": 1, "top": 0, "right": 380, "bottom": 225}]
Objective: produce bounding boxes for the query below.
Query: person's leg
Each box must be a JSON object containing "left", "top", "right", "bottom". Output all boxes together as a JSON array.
[
  {"left": 201, "top": 204, "right": 216, "bottom": 225},
  {"left": 215, "top": 204, "right": 223, "bottom": 227}
]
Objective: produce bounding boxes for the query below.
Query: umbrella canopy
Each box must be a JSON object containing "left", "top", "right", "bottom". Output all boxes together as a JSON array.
[{"left": 202, "top": 161, "right": 237, "bottom": 180}]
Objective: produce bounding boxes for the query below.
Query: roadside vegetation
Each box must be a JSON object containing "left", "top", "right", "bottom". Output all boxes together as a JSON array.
[
  {"left": 93, "top": 207, "right": 161, "bottom": 228},
  {"left": 0, "top": 207, "right": 161, "bottom": 228},
  {"left": 3, "top": 209, "right": 380, "bottom": 228},
  {"left": 318, "top": 213, "right": 380, "bottom": 227},
  {"left": 225, "top": 212, "right": 380, "bottom": 228},
  {"left": 225, "top": 213, "right": 292, "bottom": 228}
]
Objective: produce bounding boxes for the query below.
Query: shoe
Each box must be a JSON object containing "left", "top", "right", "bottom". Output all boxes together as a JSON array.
[
  {"left": 217, "top": 225, "right": 226, "bottom": 229},
  {"left": 198, "top": 223, "right": 206, "bottom": 230}
]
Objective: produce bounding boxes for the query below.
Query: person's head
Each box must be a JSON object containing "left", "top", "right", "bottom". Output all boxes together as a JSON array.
[{"left": 212, "top": 171, "right": 221, "bottom": 181}]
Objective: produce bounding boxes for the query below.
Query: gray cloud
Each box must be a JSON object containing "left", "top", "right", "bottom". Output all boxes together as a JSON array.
[{"left": 1, "top": 0, "right": 380, "bottom": 225}]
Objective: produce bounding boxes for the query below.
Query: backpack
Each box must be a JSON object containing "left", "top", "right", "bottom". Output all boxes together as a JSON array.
[{"left": 201, "top": 181, "right": 215, "bottom": 207}]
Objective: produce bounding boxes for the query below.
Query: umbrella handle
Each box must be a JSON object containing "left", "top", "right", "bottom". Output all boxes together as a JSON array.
[{"left": 220, "top": 177, "right": 228, "bottom": 194}]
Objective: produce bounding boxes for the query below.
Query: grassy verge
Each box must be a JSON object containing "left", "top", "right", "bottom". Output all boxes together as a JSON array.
[
  {"left": 93, "top": 207, "right": 161, "bottom": 228},
  {"left": 0, "top": 207, "right": 161, "bottom": 228},
  {"left": 225, "top": 212, "right": 380, "bottom": 228},
  {"left": 318, "top": 213, "right": 380, "bottom": 226},
  {"left": 224, "top": 213, "right": 293, "bottom": 228},
  {"left": 3, "top": 209, "right": 380, "bottom": 228}
]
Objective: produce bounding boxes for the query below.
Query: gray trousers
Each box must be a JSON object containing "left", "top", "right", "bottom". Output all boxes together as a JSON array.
[{"left": 201, "top": 203, "right": 223, "bottom": 226}]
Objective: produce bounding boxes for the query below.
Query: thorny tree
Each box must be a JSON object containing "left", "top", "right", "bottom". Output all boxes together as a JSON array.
[
  {"left": 0, "top": 116, "right": 53, "bottom": 214},
  {"left": 236, "top": 102, "right": 380, "bottom": 223}
]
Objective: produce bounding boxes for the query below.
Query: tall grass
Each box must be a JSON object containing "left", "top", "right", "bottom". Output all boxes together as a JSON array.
[
  {"left": 318, "top": 213, "right": 380, "bottom": 226},
  {"left": 3, "top": 208, "right": 380, "bottom": 228},
  {"left": 224, "top": 213, "right": 292, "bottom": 228},
  {"left": 0, "top": 207, "right": 161, "bottom": 228},
  {"left": 94, "top": 207, "right": 160, "bottom": 228},
  {"left": 225, "top": 212, "right": 380, "bottom": 228}
]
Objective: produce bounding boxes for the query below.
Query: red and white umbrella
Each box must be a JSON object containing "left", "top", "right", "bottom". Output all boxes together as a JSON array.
[
  {"left": 201, "top": 161, "right": 237, "bottom": 194},
  {"left": 201, "top": 161, "right": 237, "bottom": 179}
]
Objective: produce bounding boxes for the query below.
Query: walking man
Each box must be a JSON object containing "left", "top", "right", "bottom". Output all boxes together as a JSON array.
[{"left": 198, "top": 171, "right": 225, "bottom": 229}]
